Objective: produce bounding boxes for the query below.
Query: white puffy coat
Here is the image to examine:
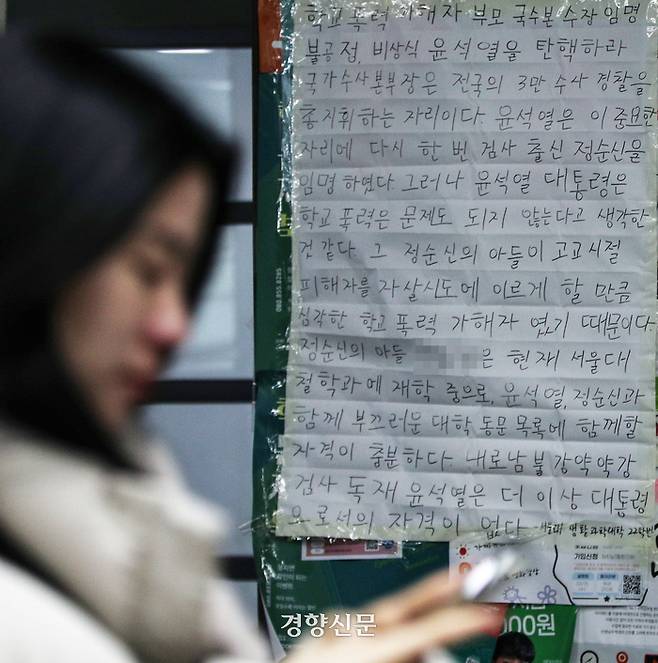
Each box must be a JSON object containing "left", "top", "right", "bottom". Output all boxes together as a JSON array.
[{"left": 0, "top": 421, "right": 270, "bottom": 663}]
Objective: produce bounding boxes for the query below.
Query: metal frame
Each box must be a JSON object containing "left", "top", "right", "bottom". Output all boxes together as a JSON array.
[
  {"left": 146, "top": 380, "right": 253, "bottom": 404},
  {"left": 7, "top": 0, "right": 252, "bottom": 45}
]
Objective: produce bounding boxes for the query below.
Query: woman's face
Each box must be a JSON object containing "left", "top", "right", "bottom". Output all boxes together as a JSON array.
[{"left": 53, "top": 164, "right": 212, "bottom": 433}]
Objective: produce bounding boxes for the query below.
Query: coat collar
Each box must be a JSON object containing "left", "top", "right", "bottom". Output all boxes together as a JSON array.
[{"left": 0, "top": 419, "right": 224, "bottom": 663}]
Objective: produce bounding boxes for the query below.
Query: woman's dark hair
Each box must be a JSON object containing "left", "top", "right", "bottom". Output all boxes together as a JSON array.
[
  {"left": 493, "top": 631, "right": 536, "bottom": 663},
  {"left": 0, "top": 31, "right": 233, "bottom": 469}
]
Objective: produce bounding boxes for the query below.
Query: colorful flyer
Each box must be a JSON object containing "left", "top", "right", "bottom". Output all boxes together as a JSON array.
[
  {"left": 449, "top": 527, "right": 654, "bottom": 606},
  {"left": 499, "top": 604, "right": 577, "bottom": 663},
  {"left": 570, "top": 607, "right": 658, "bottom": 663}
]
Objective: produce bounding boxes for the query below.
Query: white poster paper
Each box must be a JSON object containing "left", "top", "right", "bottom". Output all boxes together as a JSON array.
[{"left": 276, "top": 0, "right": 657, "bottom": 542}]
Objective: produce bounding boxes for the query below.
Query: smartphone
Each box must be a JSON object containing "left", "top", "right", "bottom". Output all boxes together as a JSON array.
[
  {"left": 460, "top": 549, "right": 519, "bottom": 601},
  {"left": 422, "top": 551, "right": 519, "bottom": 663}
]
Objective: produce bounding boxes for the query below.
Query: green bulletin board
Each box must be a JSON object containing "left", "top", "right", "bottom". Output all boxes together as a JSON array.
[{"left": 248, "top": 1, "right": 656, "bottom": 660}]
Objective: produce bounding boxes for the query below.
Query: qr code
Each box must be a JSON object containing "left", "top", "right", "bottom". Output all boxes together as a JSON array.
[{"left": 622, "top": 574, "right": 642, "bottom": 595}]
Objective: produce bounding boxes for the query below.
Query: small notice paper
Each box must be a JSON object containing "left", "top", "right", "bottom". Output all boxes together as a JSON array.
[
  {"left": 448, "top": 523, "right": 655, "bottom": 606},
  {"left": 276, "top": 0, "right": 657, "bottom": 541}
]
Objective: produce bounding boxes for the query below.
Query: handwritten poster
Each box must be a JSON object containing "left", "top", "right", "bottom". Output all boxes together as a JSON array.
[{"left": 276, "top": 0, "right": 657, "bottom": 541}]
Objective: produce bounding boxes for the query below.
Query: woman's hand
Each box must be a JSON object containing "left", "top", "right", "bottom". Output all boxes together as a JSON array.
[{"left": 286, "top": 568, "right": 503, "bottom": 663}]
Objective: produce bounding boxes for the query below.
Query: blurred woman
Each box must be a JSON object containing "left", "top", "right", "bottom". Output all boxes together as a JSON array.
[{"left": 0, "top": 31, "right": 501, "bottom": 663}]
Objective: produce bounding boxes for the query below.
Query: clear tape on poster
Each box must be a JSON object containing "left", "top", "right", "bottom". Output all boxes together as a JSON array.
[{"left": 267, "top": 0, "right": 658, "bottom": 551}]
